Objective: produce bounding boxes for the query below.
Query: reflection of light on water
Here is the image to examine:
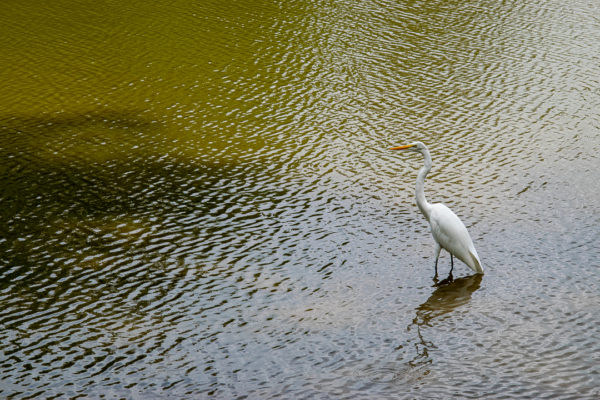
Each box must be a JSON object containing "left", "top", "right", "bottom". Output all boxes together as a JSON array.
[
  {"left": 333, "top": 275, "right": 484, "bottom": 387},
  {"left": 407, "top": 274, "right": 483, "bottom": 373},
  {"left": 2, "top": 0, "right": 599, "bottom": 396}
]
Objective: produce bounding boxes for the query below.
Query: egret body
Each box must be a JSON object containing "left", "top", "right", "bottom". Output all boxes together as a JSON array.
[{"left": 389, "top": 142, "right": 484, "bottom": 277}]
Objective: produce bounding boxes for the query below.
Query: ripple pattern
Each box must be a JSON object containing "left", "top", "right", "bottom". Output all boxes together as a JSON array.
[{"left": 1, "top": 0, "right": 599, "bottom": 398}]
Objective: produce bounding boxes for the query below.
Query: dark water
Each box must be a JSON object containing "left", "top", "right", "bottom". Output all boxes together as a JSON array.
[{"left": 1, "top": 0, "right": 599, "bottom": 398}]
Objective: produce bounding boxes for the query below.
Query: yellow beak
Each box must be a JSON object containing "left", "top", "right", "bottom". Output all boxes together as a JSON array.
[{"left": 389, "top": 144, "right": 414, "bottom": 150}]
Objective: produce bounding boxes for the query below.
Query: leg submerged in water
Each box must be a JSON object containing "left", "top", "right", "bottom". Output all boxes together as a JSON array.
[{"left": 433, "top": 243, "right": 441, "bottom": 279}]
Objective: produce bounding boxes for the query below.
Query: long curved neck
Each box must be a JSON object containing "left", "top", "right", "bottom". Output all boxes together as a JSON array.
[{"left": 416, "top": 148, "right": 433, "bottom": 221}]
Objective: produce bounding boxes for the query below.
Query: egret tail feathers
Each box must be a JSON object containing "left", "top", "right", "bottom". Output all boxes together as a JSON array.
[{"left": 469, "top": 250, "right": 484, "bottom": 274}]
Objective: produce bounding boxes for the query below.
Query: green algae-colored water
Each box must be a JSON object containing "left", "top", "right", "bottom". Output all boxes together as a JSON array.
[{"left": 1, "top": 0, "right": 599, "bottom": 398}]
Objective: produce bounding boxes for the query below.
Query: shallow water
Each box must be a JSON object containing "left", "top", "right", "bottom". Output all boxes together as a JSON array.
[{"left": 1, "top": 0, "right": 599, "bottom": 398}]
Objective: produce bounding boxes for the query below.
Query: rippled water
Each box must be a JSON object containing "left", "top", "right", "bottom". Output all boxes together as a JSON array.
[{"left": 1, "top": 0, "right": 599, "bottom": 398}]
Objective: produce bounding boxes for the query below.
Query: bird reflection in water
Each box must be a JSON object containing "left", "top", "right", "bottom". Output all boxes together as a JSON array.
[{"left": 406, "top": 274, "right": 483, "bottom": 371}]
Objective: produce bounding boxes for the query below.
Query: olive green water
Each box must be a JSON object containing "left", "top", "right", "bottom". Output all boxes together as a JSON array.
[{"left": 1, "top": 0, "right": 599, "bottom": 398}]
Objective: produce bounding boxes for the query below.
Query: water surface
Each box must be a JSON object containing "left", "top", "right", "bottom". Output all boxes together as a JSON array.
[{"left": 1, "top": 0, "right": 599, "bottom": 398}]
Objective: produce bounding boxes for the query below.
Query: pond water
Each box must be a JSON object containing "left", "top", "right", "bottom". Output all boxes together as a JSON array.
[{"left": 1, "top": 0, "right": 599, "bottom": 398}]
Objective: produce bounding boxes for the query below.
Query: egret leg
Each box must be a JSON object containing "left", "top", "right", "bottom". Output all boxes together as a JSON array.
[
  {"left": 433, "top": 243, "right": 441, "bottom": 278},
  {"left": 436, "top": 254, "right": 455, "bottom": 285},
  {"left": 445, "top": 254, "right": 454, "bottom": 283}
]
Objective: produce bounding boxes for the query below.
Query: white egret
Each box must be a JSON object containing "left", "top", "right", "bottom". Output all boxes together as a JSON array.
[{"left": 389, "top": 142, "right": 484, "bottom": 278}]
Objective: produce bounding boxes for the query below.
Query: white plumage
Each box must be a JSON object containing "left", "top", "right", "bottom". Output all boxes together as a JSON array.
[
  {"left": 389, "top": 142, "right": 484, "bottom": 276},
  {"left": 429, "top": 203, "right": 483, "bottom": 274}
]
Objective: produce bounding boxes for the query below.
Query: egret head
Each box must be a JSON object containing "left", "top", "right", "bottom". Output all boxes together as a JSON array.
[{"left": 389, "top": 141, "right": 426, "bottom": 153}]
